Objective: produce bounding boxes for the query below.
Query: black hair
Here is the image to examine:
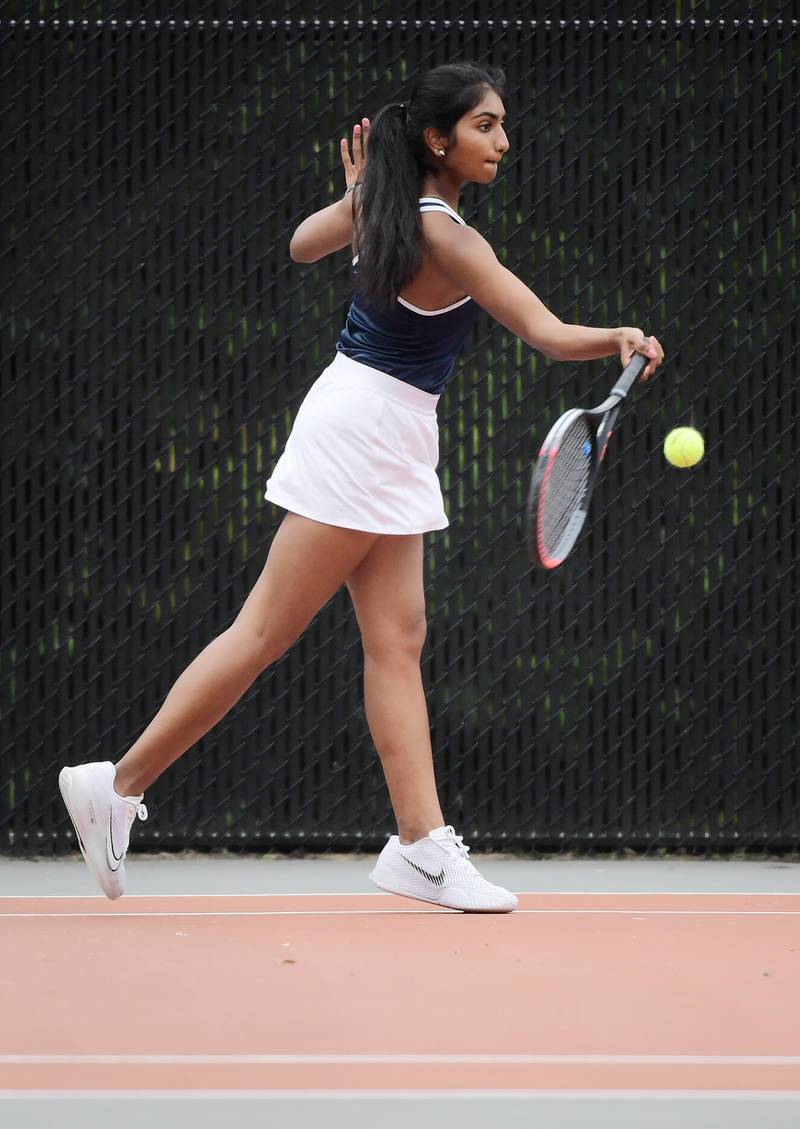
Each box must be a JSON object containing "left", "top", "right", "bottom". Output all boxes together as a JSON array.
[{"left": 353, "top": 61, "right": 506, "bottom": 310}]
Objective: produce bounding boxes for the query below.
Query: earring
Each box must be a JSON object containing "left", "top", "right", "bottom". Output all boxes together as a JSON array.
[{"left": 437, "top": 149, "right": 445, "bottom": 157}]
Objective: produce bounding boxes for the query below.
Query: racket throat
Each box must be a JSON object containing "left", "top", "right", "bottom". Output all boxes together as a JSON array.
[{"left": 598, "top": 428, "right": 613, "bottom": 462}]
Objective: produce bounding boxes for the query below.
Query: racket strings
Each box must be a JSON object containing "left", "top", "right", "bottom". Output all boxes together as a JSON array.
[{"left": 540, "top": 416, "right": 594, "bottom": 557}]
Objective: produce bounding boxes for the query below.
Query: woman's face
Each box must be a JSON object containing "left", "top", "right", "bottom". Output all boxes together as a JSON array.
[{"left": 442, "top": 88, "right": 509, "bottom": 184}]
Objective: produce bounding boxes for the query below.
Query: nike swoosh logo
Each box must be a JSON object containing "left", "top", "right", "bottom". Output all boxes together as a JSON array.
[
  {"left": 399, "top": 853, "right": 445, "bottom": 886},
  {"left": 106, "top": 807, "right": 123, "bottom": 871}
]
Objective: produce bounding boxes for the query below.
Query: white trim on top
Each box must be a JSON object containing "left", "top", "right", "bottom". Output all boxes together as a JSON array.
[
  {"left": 397, "top": 294, "right": 472, "bottom": 316},
  {"left": 419, "top": 195, "right": 466, "bottom": 225},
  {"left": 340, "top": 281, "right": 471, "bottom": 314}
]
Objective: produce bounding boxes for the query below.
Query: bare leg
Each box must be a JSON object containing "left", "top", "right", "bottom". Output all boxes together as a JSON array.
[
  {"left": 346, "top": 534, "right": 444, "bottom": 844},
  {"left": 114, "top": 514, "right": 378, "bottom": 796}
]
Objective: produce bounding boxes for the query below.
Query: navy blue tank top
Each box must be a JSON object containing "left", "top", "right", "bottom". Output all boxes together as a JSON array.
[{"left": 335, "top": 197, "right": 477, "bottom": 395}]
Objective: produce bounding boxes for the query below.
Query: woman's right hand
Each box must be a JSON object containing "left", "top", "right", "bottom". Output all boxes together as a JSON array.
[{"left": 616, "top": 328, "right": 665, "bottom": 381}]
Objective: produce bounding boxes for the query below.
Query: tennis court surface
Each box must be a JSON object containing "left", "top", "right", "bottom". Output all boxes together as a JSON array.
[{"left": 1, "top": 857, "right": 798, "bottom": 1129}]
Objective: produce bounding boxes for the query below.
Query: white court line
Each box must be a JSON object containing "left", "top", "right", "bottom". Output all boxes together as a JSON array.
[
  {"left": 2, "top": 1089, "right": 800, "bottom": 1101},
  {"left": 3, "top": 891, "right": 799, "bottom": 899},
  {"left": 3, "top": 1055, "right": 800, "bottom": 1066},
  {"left": 2, "top": 908, "right": 800, "bottom": 918}
]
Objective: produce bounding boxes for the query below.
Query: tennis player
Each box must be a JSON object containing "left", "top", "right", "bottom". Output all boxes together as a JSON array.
[{"left": 59, "top": 62, "right": 663, "bottom": 911}]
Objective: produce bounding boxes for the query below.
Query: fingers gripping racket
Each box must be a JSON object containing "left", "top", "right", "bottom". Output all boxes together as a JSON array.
[{"left": 526, "top": 344, "right": 652, "bottom": 569}]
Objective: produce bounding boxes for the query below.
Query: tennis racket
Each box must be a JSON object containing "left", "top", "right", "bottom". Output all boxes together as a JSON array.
[{"left": 525, "top": 342, "right": 653, "bottom": 569}]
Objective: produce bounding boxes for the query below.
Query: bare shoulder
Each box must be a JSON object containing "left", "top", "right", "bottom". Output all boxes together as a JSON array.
[
  {"left": 420, "top": 211, "right": 493, "bottom": 258},
  {"left": 421, "top": 214, "right": 501, "bottom": 291}
]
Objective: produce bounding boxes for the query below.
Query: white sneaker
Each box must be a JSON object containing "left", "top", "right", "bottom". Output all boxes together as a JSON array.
[
  {"left": 369, "top": 825, "right": 518, "bottom": 913},
  {"left": 58, "top": 761, "right": 148, "bottom": 900}
]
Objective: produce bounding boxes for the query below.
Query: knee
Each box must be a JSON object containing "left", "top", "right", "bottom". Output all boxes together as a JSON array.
[
  {"left": 228, "top": 618, "right": 296, "bottom": 673},
  {"left": 361, "top": 609, "right": 428, "bottom": 664}
]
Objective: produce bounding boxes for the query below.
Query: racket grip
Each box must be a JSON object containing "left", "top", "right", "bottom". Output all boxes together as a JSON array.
[{"left": 610, "top": 348, "right": 649, "bottom": 399}]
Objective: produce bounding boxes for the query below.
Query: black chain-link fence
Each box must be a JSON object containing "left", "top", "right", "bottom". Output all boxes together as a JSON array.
[{"left": 2, "top": 2, "right": 798, "bottom": 855}]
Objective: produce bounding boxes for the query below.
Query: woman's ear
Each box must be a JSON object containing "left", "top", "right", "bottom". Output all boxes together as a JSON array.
[{"left": 423, "top": 125, "right": 447, "bottom": 158}]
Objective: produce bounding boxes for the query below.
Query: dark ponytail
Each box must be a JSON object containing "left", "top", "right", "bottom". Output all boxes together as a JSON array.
[{"left": 354, "top": 61, "right": 506, "bottom": 311}]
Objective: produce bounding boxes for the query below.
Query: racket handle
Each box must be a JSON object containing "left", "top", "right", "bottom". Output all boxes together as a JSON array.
[{"left": 610, "top": 343, "right": 650, "bottom": 400}]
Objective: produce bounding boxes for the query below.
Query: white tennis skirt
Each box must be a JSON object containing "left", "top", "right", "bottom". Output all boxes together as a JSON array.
[{"left": 264, "top": 351, "right": 449, "bottom": 535}]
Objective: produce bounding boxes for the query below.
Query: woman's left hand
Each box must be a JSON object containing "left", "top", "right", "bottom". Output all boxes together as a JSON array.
[{"left": 340, "top": 117, "right": 370, "bottom": 191}]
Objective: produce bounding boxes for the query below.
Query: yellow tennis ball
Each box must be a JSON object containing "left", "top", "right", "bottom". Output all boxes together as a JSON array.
[{"left": 664, "top": 427, "right": 705, "bottom": 468}]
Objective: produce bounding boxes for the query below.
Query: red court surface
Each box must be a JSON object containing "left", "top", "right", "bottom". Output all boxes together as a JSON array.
[{"left": 1, "top": 890, "right": 798, "bottom": 1095}]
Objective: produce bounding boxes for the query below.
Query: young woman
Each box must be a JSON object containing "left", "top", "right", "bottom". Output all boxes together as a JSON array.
[{"left": 59, "top": 62, "right": 663, "bottom": 912}]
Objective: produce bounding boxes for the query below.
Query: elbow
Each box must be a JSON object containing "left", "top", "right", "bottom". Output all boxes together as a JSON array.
[
  {"left": 289, "top": 238, "right": 313, "bottom": 263},
  {"left": 289, "top": 224, "right": 319, "bottom": 263}
]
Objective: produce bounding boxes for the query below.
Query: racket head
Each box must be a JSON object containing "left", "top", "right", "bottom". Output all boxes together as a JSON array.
[{"left": 526, "top": 409, "right": 597, "bottom": 569}]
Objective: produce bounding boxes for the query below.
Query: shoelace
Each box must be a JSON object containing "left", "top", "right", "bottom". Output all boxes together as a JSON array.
[
  {"left": 121, "top": 800, "right": 148, "bottom": 832},
  {"left": 439, "top": 826, "right": 474, "bottom": 866}
]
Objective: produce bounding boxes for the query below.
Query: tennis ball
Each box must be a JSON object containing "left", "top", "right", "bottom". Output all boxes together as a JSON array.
[{"left": 664, "top": 427, "right": 704, "bottom": 468}]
